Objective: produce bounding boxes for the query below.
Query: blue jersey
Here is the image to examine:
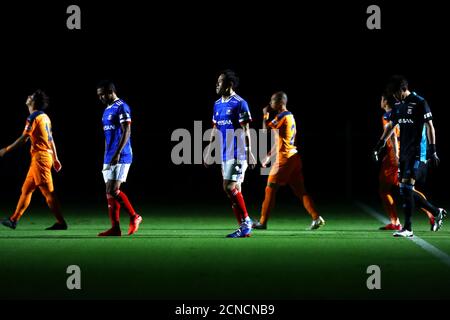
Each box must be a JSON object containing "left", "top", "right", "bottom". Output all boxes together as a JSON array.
[
  {"left": 102, "top": 99, "right": 133, "bottom": 164},
  {"left": 212, "top": 93, "right": 252, "bottom": 161}
]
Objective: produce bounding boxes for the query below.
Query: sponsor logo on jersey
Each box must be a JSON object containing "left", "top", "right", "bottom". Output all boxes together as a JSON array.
[
  {"left": 217, "top": 120, "right": 233, "bottom": 126},
  {"left": 103, "top": 125, "right": 116, "bottom": 131},
  {"left": 398, "top": 118, "right": 414, "bottom": 124}
]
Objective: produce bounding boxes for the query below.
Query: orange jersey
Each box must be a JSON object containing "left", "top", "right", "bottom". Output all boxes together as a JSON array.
[
  {"left": 381, "top": 114, "right": 399, "bottom": 166},
  {"left": 266, "top": 110, "right": 298, "bottom": 161},
  {"left": 23, "top": 111, "right": 54, "bottom": 156}
]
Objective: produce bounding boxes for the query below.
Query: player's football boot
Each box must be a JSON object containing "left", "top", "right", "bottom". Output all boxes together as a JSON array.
[
  {"left": 309, "top": 216, "right": 325, "bottom": 230},
  {"left": 393, "top": 229, "right": 414, "bottom": 238},
  {"left": 1, "top": 218, "right": 17, "bottom": 230},
  {"left": 128, "top": 214, "right": 143, "bottom": 235},
  {"left": 379, "top": 223, "right": 402, "bottom": 231},
  {"left": 45, "top": 222, "right": 68, "bottom": 230},
  {"left": 226, "top": 221, "right": 252, "bottom": 238},
  {"left": 252, "top": 220, "right": 267, "bottom": 230},
  {"left": 98, "top": 227, "right": 122, "bottom": 237},
  {"left": 432, "top": 208, "right": 447, "bottom": 232}
]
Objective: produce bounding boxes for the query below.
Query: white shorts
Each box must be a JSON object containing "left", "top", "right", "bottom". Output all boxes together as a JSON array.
[
  {"left": 221, "top": 159, "right": 248, "bottom": 183},
  {"left": 102, "top": 164, "right": 131, "bottom": 183}
]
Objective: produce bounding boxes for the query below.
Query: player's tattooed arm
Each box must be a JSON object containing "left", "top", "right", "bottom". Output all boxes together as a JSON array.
[
  {"left": 241, "top": 122, "right": 256, "bottom": 169},
  {"left": 390, "top": 129, "right": 399, "bottom": 165},
  {"left": 0, "top": 134, "right": 29, "bottom": 157},
  {"left": 111, "top": 122, "right": 131, "bottom": 165}
]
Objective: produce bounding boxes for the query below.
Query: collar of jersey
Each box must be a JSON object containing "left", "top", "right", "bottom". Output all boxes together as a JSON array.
[
  {"left": 106, "top": 98, "right": 121, "bottom": 109},
  {"left": 221, "top": 92, "right": 236, "bottom": 103}
]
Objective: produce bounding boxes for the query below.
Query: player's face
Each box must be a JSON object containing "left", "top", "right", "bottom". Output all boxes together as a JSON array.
[
  {"left": 26, "top": 95, "right": 33, "bottom": 107},
  {"left": 393, "top": 90, "right": 402, "bottom": 101},
  {"left": 270, "top": 95, "right": 282, "bottom": 112},
  {"left": 97, "top": 88, "right": 114, "bottom": 105},
  {"left": 380, "top": 96, "right": 388, "bottom": 110},
  {"left": 216, "top": 74, "right": 229, "bottom": 96}
]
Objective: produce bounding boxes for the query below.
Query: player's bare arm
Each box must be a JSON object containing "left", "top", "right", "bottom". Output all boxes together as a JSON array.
[
  {"left": 0, "top": 134, "right": 29, "bottom": 157},
  {"left": 241, "top": 122, "right": 256, "bottom": 169},
  {"left": 262, "top": 105, "right": 270, "bottom": 130},
  {"left": 110, "top": 122, "right": 131, "bottom": 165},
  {"left": 426, "top": 120, "right": 439, "bottom": 167},
  {"left": 49, "top": 139, "right": 62, "bottom": 172},
  {"left": 375, "top": 121, "right": 394, "bottom": 151}
]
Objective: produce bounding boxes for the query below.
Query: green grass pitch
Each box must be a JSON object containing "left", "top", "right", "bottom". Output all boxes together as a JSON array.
[{"left": 0, "top": 202, "right": 449, "bottom": 300}]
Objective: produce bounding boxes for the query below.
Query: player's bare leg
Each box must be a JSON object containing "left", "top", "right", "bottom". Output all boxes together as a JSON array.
[
  {"left": 2, "top": 178, "right": 36, "bottom": 229},
  {"left": 39, "top": 185, "right": 67, "bottom": 230},
  {"left": 289, "top": 177, "right": 324, "bottom": 230},
  {"left": 254, "top": 182, "right": 279, "bottom": 229}
]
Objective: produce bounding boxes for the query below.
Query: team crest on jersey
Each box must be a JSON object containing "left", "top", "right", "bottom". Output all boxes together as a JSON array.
[
  {"left": 108, "top": 114, "right": 113, "bottom": 120},
  {"left": 226, "top": 109, "right": 232, "bottom": 115}
]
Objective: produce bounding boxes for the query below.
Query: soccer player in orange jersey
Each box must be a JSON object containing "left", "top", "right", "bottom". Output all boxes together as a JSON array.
[
  {"left": 378, "top": 93, "right": 437, "bottom": 231},
  {"left": 253, "top": 92, "right": 325, "bottom": 230},
  {"left": 0, "top": 90, "right": 67, "bottom": 230}
]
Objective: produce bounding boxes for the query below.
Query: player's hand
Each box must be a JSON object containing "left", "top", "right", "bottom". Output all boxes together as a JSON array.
[
  {"left": 0, "top": 148, "right": 6, "bottom": 158},
  {"left": 203, "top": 154, "right": 212, "bottom": 168},
  {"left": 262, "top": 105, "right": 270, "bottom": 115},
  {"left": 53, "top": 159, "right": 62, "bottom": 172},
  {"left": 372, "top": 140, "right": 385, "bottom": 162},
  {"left": 110, "top": 154, "right": 120, "bottom": 166},
  {"left": 261, "top": 155, "right": 270, "bottom": 168},
  {"left": 429, "top": 153, "right": 440, "bottom": 168}
]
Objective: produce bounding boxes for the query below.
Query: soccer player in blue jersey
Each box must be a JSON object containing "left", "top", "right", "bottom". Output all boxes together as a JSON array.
[
  {"left": 97, "top": 81, "right": 142, "bottom": 237},
  {"left": 204, "top": 70, "right": 256, "bottom": 238}
]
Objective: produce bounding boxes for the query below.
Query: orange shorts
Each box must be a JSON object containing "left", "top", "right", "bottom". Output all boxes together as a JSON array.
[
  {"left": 268, "top": 153, "right": 304, "bottom": 186},
  {"left": 23, "top": 151, "right": 54, "bottom": 192}
]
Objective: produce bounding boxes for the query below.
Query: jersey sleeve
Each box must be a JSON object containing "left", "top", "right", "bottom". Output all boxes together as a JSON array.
[
  {"left": 423, "top": 100, "right": 433, "bottom": 122},
  {"left": 23, "top": 119, "right": 32, "bottom": 136},
  {"left": 267, "top": 114, "right": 285, "bottom": 129},
  {"left": 118, "top": 104, "right": 132, "bottom": 124},
  {"left": 238, "top": 100, "right": 252, "bottom": 124}
]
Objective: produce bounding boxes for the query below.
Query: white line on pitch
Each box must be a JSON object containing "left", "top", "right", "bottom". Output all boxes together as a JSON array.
[{"left": 355, "top": 201, "right": 450, "bottom": 267}]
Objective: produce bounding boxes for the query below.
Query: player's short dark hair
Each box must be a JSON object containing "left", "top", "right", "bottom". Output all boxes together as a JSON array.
[
  {"left": 32, "top": 89, "right": 49, "bottom": 111},
  {"left": 272, "top": 91, "right": 288, "bottom": 104},
  {"left": 220, "top": 69, "right": 239, "bottom": 90},
  {"left": 382, "top": 91, "right": 396, "bottom": 107},
  {"left": 97, "top": 80, "right": 116, "bottom": 92},
  {"left": 386, "top": 75, "right": 408, "bottom": 95}
]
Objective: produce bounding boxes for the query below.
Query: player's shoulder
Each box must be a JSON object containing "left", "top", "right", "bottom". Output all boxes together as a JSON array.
[
  {"left": 231, "top": 94, "right": 248, "bottom": 106},
  {"left": 276, "top": 110, "right": 293, "bottom": 120},
  {"left": 383, "top": 110, "right": 393, "bottom": 121},
  {"left": 115, "top": 99, "right": 131, "bottom": 109},
  {"left": 27, "top": 110, "right": 46, "bottom": 123},
  {"left": 409, "top": 92, "right": 426, "bottom": 104}
]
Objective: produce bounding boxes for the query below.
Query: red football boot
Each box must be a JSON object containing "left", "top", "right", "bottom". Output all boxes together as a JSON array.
[{"left": 128, "top": 214, "right": 142, "bottom": 235}]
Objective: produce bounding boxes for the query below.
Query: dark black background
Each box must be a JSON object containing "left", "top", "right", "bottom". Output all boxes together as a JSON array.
[{"left": 0, "top": 1, "right": 448, "bottom": 210}]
